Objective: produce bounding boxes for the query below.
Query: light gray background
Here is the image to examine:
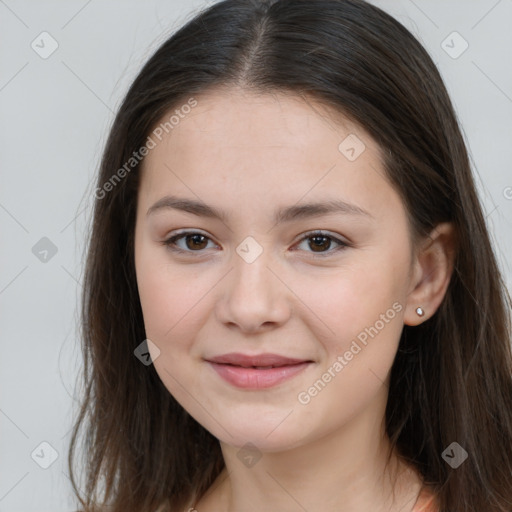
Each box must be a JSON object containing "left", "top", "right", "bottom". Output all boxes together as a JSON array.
[{"left": 1, "top": 1, "right": 511, "bottom": 510}]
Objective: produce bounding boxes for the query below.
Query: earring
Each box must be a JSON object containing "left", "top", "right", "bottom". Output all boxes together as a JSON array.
[{"left": 416, "top": 307, "right": 425, "bottom": 317}]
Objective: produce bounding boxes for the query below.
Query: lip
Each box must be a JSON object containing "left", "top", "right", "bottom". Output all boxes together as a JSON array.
[{"left": 206, "top": 352, "right": 313, "bottom": 389}]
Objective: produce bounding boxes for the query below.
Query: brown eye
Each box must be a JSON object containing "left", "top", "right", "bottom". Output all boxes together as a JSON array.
[
  {"left": 163, "top": 232, "right": 216, "bottom": 253},
  {"left": 308, "top": 235, "right": 333, "bottom": 252},
  {"left": 294, "top": 231, "right": 349, "bottom": 257},
  {"left": 183, "top": 234, "right": 209, "bottom": 250},
  {"left": 162, "top": 230, "right": 348, "bottom": 258}
]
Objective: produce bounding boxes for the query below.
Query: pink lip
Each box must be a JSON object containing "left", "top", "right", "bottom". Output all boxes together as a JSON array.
[{"left": 206, "top": 352, "right": 313, "bottom": 389}]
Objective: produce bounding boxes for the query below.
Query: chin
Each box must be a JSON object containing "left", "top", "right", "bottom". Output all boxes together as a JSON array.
[
  {"left": 205, "top": 411, "right": 314, "bottom": 453},
  {"left": 220, "top": 430, "right": 305, "bottom": 454}
]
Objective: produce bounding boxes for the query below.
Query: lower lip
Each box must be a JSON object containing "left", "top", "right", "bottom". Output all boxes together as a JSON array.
[{"left": 208, "top": 361, "right": 312, "bottom": 389}]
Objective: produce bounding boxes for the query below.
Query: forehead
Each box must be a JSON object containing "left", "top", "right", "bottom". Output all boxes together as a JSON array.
[
  {"left": 138, "top": 87, "right": 400, "bottom": 225},
  {"left": 153, "top": 87, "right": 373, "bottom": 152}
]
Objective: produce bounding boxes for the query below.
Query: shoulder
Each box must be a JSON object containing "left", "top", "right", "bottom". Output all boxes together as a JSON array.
[
  {"left": 154, "top": 503, "right": 197, "bottom": 512},
  {"left": 412, "top": 487, "right": 440, "bottom": 512},
  {"left": 411, "top": 486, "right": 439, "bottom": 512}
]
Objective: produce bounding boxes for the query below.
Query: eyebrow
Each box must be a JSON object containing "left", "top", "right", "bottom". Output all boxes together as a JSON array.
[{"left": 146, "top": 195, "right": 373, "bottom": 223}]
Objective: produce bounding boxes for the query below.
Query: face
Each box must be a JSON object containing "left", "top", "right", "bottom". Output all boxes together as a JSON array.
[{"left": 134, "top": 86, "right": 416, "bottom": 452}]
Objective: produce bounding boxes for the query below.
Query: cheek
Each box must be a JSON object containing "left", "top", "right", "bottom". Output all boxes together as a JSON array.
[
  {"left": 135, "top": 255, "right": 207, "bottom": 403},
  {"left": 294, "top": 259, "right": 406, "bottom": 343},
  {"left": 293, "top": 266, "right": 405, "bottom": 433},
  {"left": 135, "top": 247, "right": 205, "bottom": 350},
  {"left": 290, "top": 253, "right": 409, "bottom": 407}
]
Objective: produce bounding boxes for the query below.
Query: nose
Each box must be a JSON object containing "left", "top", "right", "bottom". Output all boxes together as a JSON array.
[{"left": 215, "top": 242, "right": 292, "bottom": 334}]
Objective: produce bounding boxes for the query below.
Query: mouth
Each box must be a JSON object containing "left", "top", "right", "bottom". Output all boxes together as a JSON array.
[{"left": 205, "top": 353, "right": 314, "bottom": 389}]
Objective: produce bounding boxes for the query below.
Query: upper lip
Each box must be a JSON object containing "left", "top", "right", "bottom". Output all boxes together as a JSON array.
[{"left": 206, "top": 352, "right": 311, "bottom": 367}]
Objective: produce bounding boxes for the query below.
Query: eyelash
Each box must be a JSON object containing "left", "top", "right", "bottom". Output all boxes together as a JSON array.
[{"left": 161, "top": 230, "right": 349, "bottom": 258}]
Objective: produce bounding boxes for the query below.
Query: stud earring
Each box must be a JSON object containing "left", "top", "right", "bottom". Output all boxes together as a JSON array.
[{"left": 416, "top": 307, "right": 425, "bottom": 317}]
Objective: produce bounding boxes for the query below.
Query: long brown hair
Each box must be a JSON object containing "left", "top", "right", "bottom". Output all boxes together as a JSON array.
[{"left": 69, "top": 1, "right": 512, "bottom": 510}]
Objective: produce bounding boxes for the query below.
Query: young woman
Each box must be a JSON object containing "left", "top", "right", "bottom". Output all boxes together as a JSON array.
[{"left": 68, "top": 1, "right": 512, "bottom": 511}]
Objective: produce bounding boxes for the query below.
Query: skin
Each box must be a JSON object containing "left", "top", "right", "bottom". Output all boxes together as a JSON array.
[{"left": 134, "top": 86, "right": 455, "bottom": 512}]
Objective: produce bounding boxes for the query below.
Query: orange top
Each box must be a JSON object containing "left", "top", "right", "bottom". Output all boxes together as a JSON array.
[
  {"left": 412, "top": 486, "right": 439, "bottom": 512},
  {"left": 161, "top": 486, "right": 440, "bottom": 512}
]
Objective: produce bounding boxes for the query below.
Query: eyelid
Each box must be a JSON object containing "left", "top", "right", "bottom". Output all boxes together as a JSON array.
[
  {"left": 291, "top": 230, "right": 349, "bottom": 257},
  {"left": 292, "top": 229, "right": 350, "bottom": 246},
  {"left": 162, "top": 229, "right": 350, "bottom": 257},
  {"left": 163, "top": 229, "right": 219, "bottom": 254}
]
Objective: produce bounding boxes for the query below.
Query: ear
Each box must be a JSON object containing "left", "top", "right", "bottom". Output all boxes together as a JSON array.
[{"left": 404, "top": 222, "right": 457, "bottom": 326}]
